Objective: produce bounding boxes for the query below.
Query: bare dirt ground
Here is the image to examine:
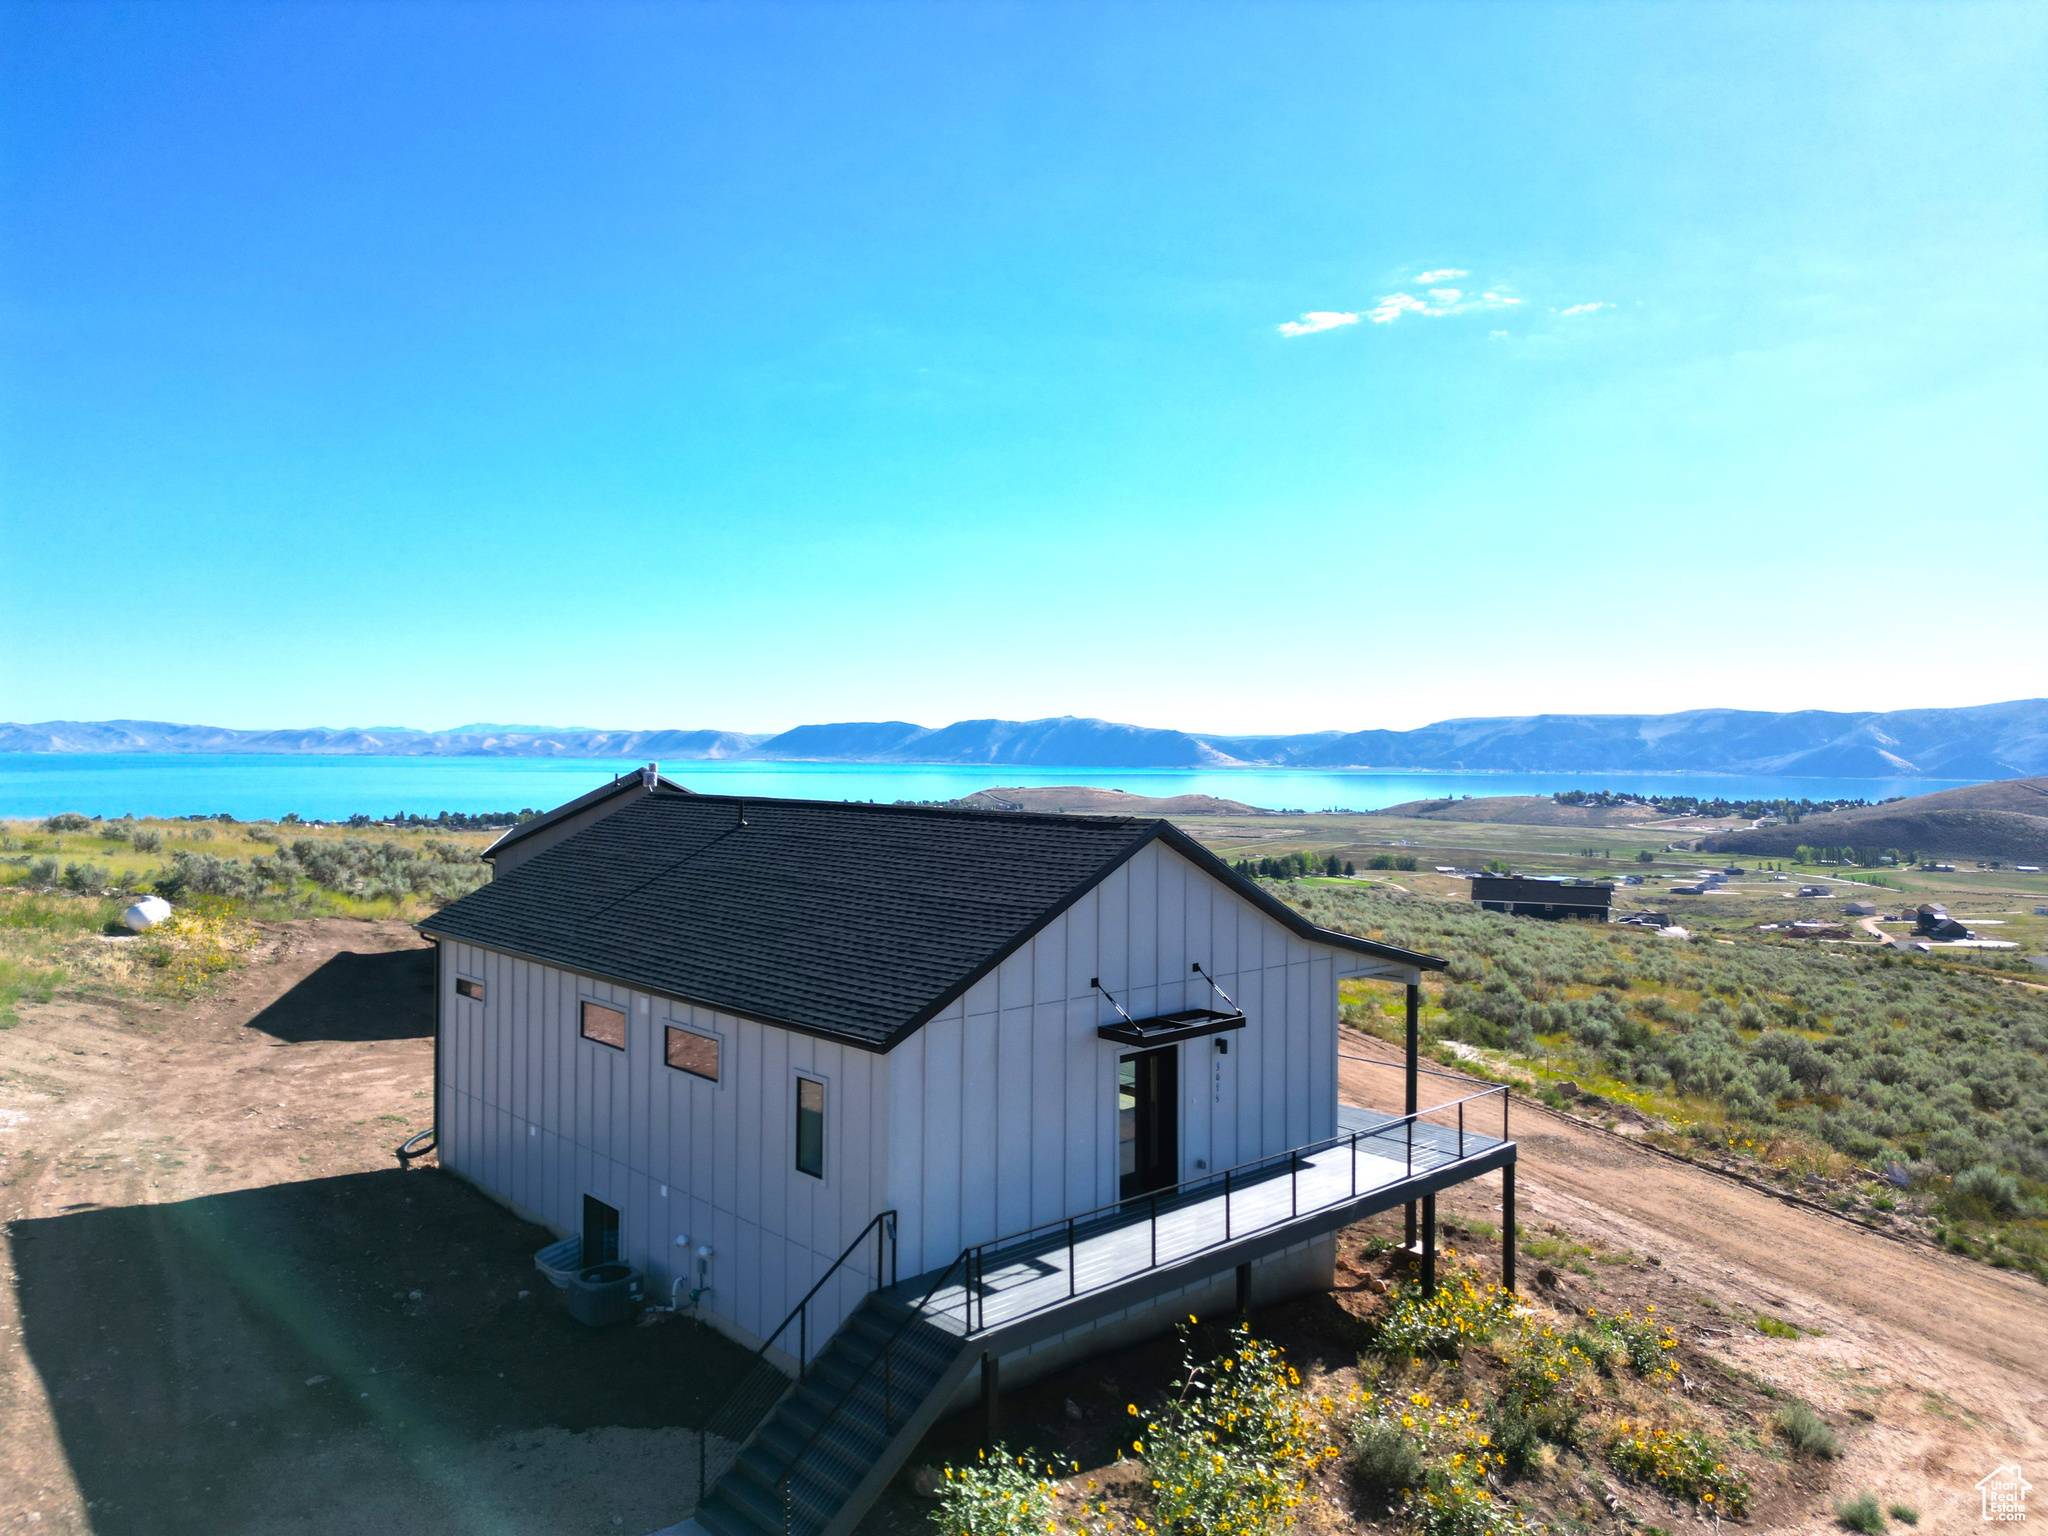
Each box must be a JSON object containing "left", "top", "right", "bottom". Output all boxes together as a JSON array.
[
  {"left": 6, "top": 919, "right": 2045, "bottom": 1536},
  {"left": 0, "top": 918, "right": 747, "bottom": 1536},
  {"left": 1337, "top": 1050, "right": 2048, "bottom": 1533}
]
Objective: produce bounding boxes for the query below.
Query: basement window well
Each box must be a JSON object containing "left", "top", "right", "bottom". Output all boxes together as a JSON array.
[
  {"left": 795, "top": 1075, "right": 825, "bottom": 1179},
  {"left": 665, "top": 1025, "right": 720, "bottom": 1083},
  {"left": 580, "top": 1000, "right": 626, "bottom": 1051}
]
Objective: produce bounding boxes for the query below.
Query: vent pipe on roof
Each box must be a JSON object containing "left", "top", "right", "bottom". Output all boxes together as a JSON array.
[{"left": 641, "top": 762, "right": 658, "bottom": 791}]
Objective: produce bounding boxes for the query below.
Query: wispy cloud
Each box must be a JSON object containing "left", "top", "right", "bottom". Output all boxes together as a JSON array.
[
  {"left": 1277, "top": 310, "right": 1361, "bottom": 337},
  {"left": 1366, "top": 286, "right": 1521, "bottom": 323},
  {"left": 1277, "top": 273, "right": 1527, "bottom": 336},
  {"left": 1560, "top": 301, "right": 1608, "bottom": 317},
  {"left": 1367, "top": 293, "right": 1432, "bottom": 324}
]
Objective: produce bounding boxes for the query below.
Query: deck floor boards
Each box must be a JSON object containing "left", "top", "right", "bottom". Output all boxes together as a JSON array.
[{"left": 888, "top": 1106, "right": 1504, "bottom": 1336}]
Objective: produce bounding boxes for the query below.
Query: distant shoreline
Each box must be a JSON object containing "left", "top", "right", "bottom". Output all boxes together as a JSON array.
[
  {"left": 5, "top": 700, "right": 2041, "bottom": 779},
  {"left": 0, "top": 754, "right": 1985, "bottom": 823}
]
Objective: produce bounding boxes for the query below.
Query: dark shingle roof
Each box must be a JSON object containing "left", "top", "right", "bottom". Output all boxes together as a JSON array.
[
  {"left": 481, "top": 768, "right": 690, "bottom": 860},
  {"left": 423, "top": 791, "right": 1443, "bottom": 1050}
]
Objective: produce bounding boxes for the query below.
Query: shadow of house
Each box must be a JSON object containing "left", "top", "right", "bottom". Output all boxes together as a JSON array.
[
  {"left": 245, "top": 948, "right": 436, "bottom": 1043},
  {"left": 8, "top": 1168, "right": 751, "bottom": 1536}
]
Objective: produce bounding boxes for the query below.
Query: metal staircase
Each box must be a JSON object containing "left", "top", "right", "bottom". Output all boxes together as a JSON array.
[
  {"left": 682, "top": 1086, "right": 1516, "bottom": 1536},
  {"left": 694, "top": 1286, "right": 976, "bottom": 1536}
]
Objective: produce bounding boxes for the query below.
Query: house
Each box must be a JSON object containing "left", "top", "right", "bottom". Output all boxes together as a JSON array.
[
  {"left": 1914, "top": 904, "right": 1973, "bottom": 940},
  {"left": 1843, "top": 901, "right": 1876, "bottom": 916},
  {"left": 1469, "top": 876, "right": 1612, "bottom": 921},
  {"left": 421, "top": 778, "right": 1515, "bottom": 1536}
]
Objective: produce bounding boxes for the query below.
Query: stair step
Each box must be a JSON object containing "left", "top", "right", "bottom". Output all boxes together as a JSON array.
[
  {"left": 693, "top": 1498, "right": 772, "bottom": 1536},
  {"left": 711, "top": 1471, "right": 788, "bottom": 1535}
]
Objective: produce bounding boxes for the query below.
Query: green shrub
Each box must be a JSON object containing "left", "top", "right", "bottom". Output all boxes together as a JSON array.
[
  {"left": 60, "top": 861, "right": 110, "bottom": 893},
  {"left": 1887, "top": 1505, "right": 1919, "bottom": 1525},
  {"left": 1773, "top": 1400, "right": 1838, "bottom": 1458},
  {"left": 1605, "top": 1422, "right": 1750, "bottom": 1514},
  {"left": 130, "top": 828, "right": 164, "bottom": 853},
  {"left": 1373, "top": 1268, "right": 1517, "bottom": 1358},
  {"left": 41, "top": 813, "right": 90, "bottom": 832},
  {"left": 1836, "top": 1492, "right": 1886, "bottom": 1534},
  {"left": 1345, "top": 1418, "right": 1424, "bottom": 1500},
  {"left": 26, "top": 856, "right": 59, "bottom": 887},
  {"left": 1121, "top": 1324, "right": 1334, "bottom": 1536},
  {"left": 1951, "top": 1164, "right": 2020, "bottom": 1217},
  {"left": 929, "top": 1446, "right": 1060, "bottom": 1536}
]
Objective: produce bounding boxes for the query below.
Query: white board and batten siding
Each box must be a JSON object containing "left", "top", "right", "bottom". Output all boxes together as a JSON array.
[
  {"left": 887, "top": 838, "right": 1378, "bottom": 1276},
  {"left": 438, "top": 941, "right": 889, "bottom": 1353},
  {"left": 438, "top": 837, "right": 1402, "bottom": 1354}
]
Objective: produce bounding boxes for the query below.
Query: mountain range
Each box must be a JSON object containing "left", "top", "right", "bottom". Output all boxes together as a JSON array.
[{"left": 6, "top": 700, "right": 2046, "bottom": 778}]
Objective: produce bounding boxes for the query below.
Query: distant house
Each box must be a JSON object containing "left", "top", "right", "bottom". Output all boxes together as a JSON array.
[
  {"left": 1914, "top": 903, "right": 1973, "bottom": 940},
  {"left": 1798, "top": 885, "right": 1833, "bottom": 897},
  {"left": 1843, "top": 901, "right": 1876, "bottom": 916},
  {"left": 1470, "top": 876, "right": 1612, "bottom": 921},
  {"left": 422, "top": 777, "right": 1515, "bottom": 1536}
]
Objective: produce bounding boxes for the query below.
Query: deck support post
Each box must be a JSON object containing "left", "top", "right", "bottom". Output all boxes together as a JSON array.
[
  {"left": 1421, "top": 1192, "right": 1437, "bottom": 1296},
  {"left": 1235, "top": 1261, "right": 1252, "bottom": 1316},
  {"left": 1403, "top": 982, "right": 1420, "bottom": 1249},
  {"left": 1501, "top": 1160, "right": 1516, "bottom": 1293},
  {"left": 982, "top": 1351, "right": 1000, "bottom": 1446}
]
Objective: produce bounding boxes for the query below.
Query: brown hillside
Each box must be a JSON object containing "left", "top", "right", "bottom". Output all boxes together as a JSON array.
[
  {"left": 1370, "top": 794, "right": 1654, "bottom": 827},
  {"left": 950, "top": 785, "right": 1264, "bottom": 815},
  {"left": 1701, "top": 776, "right": 2048, "bottom": 862}
]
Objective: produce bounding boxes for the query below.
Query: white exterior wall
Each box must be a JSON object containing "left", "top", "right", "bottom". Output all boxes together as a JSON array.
[
  {"left": 885, "top": 840, "right": 1343, "bottom": 1275},
  {"left": 437, "top": 943, "right": 890, "bottom": 1352},
  {"left": 438, "top": 838, "right": 1378, "bottom": 1356}
]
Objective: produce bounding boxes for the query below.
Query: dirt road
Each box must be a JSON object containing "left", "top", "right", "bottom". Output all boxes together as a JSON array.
[
  {"left": 1342, "top": 1050, "right": 2048, "bottom": 1534},
  {"left": 0, "top": 919, "right": 745, "bottom": 1536}
]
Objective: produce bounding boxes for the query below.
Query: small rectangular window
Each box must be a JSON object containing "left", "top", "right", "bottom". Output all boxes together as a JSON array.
[
  {"left": 665, "top": 1025, "right": 720, "bottom": 1082},
  {"left": 795, "top": 1075, "right": 825, "bottom": 1180},
  {"left": 580, "top": 999, "right": 626, "bottom": 1050},
  {"left": 455, "top": 977, "right": 484, "bottom": 1001}
]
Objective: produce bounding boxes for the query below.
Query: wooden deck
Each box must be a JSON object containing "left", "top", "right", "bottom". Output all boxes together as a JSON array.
[{"left": 893, "top": 1105, "right": 1506, "bottom": 1339}]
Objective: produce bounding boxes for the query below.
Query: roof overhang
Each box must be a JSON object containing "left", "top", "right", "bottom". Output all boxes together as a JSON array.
[{"left": 1097, "top": 1008, "right": 1247, "bottom": 1048}]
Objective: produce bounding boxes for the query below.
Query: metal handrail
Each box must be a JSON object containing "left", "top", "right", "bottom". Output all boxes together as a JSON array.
[
  {"left": 757, "top": 1209, "right": 898, "bottom": 1373},
  {"left": 763, "top": 1085, "right": 1510, "bottom": 1532},
  {"left": 773, "top": 1248, "right": 972, "bottom": 1532},
  {"left": 961, "top": 1083, "right": 1510, "bottom": 1279},
  {"left": 696, "top": 1209, "right": 896, "bottom": 1507}
]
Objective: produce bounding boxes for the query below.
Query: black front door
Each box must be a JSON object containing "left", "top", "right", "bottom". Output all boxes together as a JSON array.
[{"left": 1118, "top": 1047, "right": 1178, "bottom": 1200}]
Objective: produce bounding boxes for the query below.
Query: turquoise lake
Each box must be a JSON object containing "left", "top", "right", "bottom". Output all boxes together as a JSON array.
[{"left": 0, "top": 754, "right": 1976, "bottom": 820}]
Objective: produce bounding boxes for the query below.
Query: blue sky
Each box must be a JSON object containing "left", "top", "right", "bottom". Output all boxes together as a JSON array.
[{"left": 3, "top": 1, "right": 2043, "bottom": 734}]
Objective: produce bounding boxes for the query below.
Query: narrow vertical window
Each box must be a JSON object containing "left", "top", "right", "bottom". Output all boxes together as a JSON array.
[{"left": 795, "top": 1075, "right": 825, "bottom": 1180}]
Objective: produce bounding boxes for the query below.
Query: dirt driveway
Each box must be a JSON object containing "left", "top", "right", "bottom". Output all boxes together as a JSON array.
[
  {"left": 1341, "top": 1049, "right": 2048, "bottom": 1534},
  {"left": 0, "top": 919, "right": 747, "bottom": 1536},
  {"left": 6, "top": 921, "right": 2046, "bottom": 1536}
]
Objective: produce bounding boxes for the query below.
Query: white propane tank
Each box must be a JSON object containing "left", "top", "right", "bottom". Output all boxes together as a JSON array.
[{"left": 123, "top": 896, "right": 172, "bottom": 932}]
